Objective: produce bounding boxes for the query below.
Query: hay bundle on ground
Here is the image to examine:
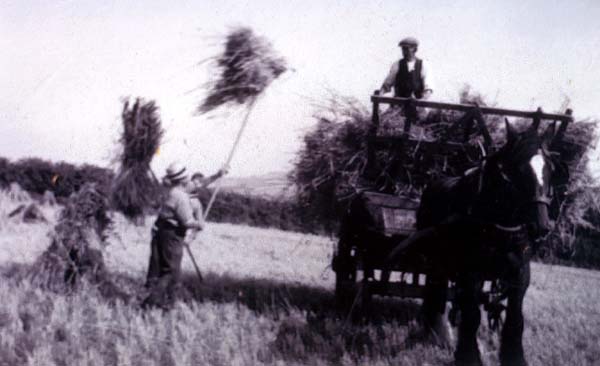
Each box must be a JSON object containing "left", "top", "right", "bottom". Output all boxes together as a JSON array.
[
  {"left": 111, "top": 98, "right": 163, "bottom": 223},
  {"left": 6, "top": 182, "right": 30, "bottom": 202},
  {"left": 29, "top": 184, "right": 123, "bottom": 297},
  {"left": 8, "top": 203, "right": 46, "bottom": 223},
  {"left": 22, "top": 203, "right": 46, "bottom": 223},
  {"left": 198, "top": 26, "right": 287, "bottom": 113},
  {"left": 42, "top": 190, "right": 57, "bottom": 205}
]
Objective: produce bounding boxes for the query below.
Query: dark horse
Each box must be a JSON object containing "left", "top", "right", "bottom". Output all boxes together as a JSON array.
[{"left": 388, "top": 119, "right": 560, "bottom": 366}]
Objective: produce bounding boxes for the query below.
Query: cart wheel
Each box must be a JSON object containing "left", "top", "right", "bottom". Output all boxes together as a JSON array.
[
  {"left": 335, "top": 248, "right": 374, "bottom": 321},
  {"left": 334, "top": 239, "right": 357, "bottom": 310},
  {"left": 335, "top": 267, "right": 357, "bottom": 310}
]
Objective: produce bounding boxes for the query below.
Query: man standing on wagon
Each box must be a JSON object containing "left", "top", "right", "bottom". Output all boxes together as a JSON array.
[{"left": 380, "top": 37, "right": 433, "bottom": 100}]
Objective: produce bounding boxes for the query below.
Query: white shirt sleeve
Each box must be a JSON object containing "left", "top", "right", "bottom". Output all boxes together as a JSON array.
[
  {"left": 190, "top": 198, "right": 205, "bottom": 230},
  {"left": 421, "top": 62, "right": 432, "bottom": 92},
  {"left": 172, "top": 188, "right": 195, "bottom": 226},
  {"left": 381, "top": 61, "right": 399, "bottom": 93}
]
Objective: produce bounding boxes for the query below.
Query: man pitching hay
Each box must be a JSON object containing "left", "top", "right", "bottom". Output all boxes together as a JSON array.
[
  {"left": 188, "top": 168, "right": 228, "bottom": 222},
  {"left": 143, "top": 162, "right": 205, "bottom": 309},
  {"left": 190, "top": 169, "right": 228, "bottom": 190},
  {"left": 143, "top": 26, "right": 287, "bottom": 308}
]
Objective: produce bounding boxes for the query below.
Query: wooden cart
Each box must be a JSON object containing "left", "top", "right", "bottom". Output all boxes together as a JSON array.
[{"left": 332, "top": 91, "right": 573, "bottom": 312}]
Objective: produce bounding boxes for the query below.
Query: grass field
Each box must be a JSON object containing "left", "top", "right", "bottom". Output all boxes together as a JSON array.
[
  {"left": 0, "top": 192, "right": 599, "bottom": 365},
  {"left": 219, "top": 171, "right": 293, "bottom": 199}
]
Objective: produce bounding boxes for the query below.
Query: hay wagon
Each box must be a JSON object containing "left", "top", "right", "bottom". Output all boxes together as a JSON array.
[{"left": 332, "top": 91, "right": 573, "bottom": 312}]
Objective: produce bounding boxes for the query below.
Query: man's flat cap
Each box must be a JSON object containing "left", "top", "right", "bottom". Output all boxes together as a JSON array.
[{"left": 398, "top": 37, "right": 419, "bottom": 47}]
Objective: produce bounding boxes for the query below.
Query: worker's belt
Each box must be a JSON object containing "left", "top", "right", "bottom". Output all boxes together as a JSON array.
[{"left": 153, "top": 218, "right": 187, "bottom": 238}]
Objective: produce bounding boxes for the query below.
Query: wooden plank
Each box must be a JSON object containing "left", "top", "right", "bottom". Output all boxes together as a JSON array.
[
  {"left": 368, "top": 281, "right": 456, "bottom": 300},
  {"left": 369, "top": 136, "right": 480, "bottom": 155},
  {"left": 372, "top": 90, "right": 381, "bottom": 129},
  {"left": 472, "top": 109, "right": 493, "bottom": 148},
  {"left": 362, "top": 191, "right": 420, "bottom": 209},
  {"left": 369, "top": 281, "right": 426, "bottom": 298},
  {"left": 367, "top": 90, "right": 382, "bottom": 175},
  {"left": 371, "top": 95, "right": 574, "bottom": 122},
  {"left": 554, "top": 108, "right": 573, "bottom": 143}
]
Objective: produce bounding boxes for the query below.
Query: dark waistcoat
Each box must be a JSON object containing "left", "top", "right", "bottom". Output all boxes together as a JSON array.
[{"left": 394, "top": 58, "right": 424, "bottom": 98}]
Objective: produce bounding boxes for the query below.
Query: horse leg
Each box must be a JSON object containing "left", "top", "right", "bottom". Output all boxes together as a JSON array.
[
  {"left": 421, "top": 273, "right": 451, "bottom": 347},
  {"left": 454, "top": 274, "right": 483, "bottom": 366},
  {"left": 499, "top": 260, "right": 530, "bottom": 366}
]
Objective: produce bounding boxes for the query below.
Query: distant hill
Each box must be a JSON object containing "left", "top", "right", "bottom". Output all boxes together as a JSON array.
[{"left": 218, "top": 171, "right": 294, "bottom": 199}]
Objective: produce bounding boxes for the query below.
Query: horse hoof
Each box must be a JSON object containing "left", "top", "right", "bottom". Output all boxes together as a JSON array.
[
  {"left": 454, "top": 356, "right": 483, "bottom": 366},
  {"left": 455, "top": 361, "right": 483, "bottom": 366},
  {"left": 454, "top": 348, "right": 483, "bottom": 366},
  {"left": 500, "top": 349, "right": 528, "bottom": 366}
]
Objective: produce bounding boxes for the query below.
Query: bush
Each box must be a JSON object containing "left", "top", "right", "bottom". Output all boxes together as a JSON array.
[
  {"left": 193, "top": 189, "right": 327, "bottom": 234},
  {"left": 0, "top": 158, "right": 114, "bottom": 200},
  {"left": 0, "top": 156, "right": 326, "bottom": 234}
]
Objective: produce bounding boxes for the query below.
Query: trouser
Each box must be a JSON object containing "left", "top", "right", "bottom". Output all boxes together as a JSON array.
[{"left": 143, "top": 224, "right": 185, "bottom": 309}]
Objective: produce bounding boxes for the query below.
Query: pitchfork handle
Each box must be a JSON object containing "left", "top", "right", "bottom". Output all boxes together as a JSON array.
[{"left": 184, "top": 243, "right": 203, "bottom": 282}]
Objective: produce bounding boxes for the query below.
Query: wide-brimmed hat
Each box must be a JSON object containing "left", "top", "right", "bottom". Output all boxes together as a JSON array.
[
  {"left": 398, "top": 37, "right": 419, "bottom": 48},
  {"left": 163, "top": 162, "right": 188, "bottom": 185}
]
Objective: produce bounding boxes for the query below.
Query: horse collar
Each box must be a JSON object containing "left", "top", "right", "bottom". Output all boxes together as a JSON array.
[{"left": 465, "top": 160, "right": 486, "bottom": 216}]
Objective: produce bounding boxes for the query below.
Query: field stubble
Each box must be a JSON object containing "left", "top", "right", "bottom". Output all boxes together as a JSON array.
[{"left": 0, "top": 192, "right": 598, "bottom": 365}]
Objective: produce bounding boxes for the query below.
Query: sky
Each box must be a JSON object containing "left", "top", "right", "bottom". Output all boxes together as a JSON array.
[{"left": 2, "top": 0, "right": 600, "bottom": 178}]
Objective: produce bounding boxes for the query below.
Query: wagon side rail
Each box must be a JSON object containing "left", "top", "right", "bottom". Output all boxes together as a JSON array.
[
  {"left": 367, "top": 90, "right": 574, "bottom": 173},
  {"left": 372, "top": 93, "right": 573, "bottom": 122}
]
